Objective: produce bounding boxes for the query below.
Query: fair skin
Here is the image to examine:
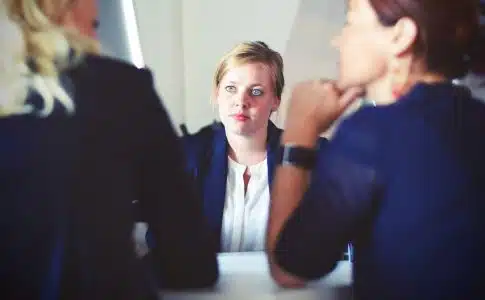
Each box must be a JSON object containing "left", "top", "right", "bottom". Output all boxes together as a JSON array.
[
  {"left": 215, "top": 62, "right": 280, "bottom": 171},
  {"left": 266, "top": 0, "right": 447, "bottom": 287},
  {"left": 52, "top": 0, "right": 98, "bottom": 38}
]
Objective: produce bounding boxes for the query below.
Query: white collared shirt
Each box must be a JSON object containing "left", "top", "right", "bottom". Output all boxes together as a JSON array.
[{"left": 221, "top": 156, "right": 270, "bottom": 252}]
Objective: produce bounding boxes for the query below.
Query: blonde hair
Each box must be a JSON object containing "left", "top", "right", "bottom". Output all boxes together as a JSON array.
[
  {"left": 213, "top": 41, "right": 285, "bottom": 99},
  {"left": 0, "top": 0, "right": 99, "bottom": 117}
]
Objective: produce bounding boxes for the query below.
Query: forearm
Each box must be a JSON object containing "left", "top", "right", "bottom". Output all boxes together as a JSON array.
[
  {"left": 266, "top": 127, "right": 320, "bottom": 286},
  {"left": 267, "top": 166, "right": 309, "bottom": 253},
  {"left": 266, "top": 79, "right": 364, "bottom": 285}
]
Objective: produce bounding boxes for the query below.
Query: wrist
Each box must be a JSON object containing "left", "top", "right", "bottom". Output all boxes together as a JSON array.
[
  {"left": 281, "top": 126, "right": 319, "bottom": 148},
  {"left": 276, "top": 144, "right": 318, "bottom": 170}
]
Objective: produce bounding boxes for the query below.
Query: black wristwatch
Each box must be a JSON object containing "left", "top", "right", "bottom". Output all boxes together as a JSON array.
[{"left": 276, "top": 144, "right": 318, "bottom": 170}]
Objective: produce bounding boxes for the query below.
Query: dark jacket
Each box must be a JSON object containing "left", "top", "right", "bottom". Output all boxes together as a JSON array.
[
  {"left": 183, "top": 121, "right": 327, "bottom": 251},
  {"left": 0, "top": 55, "right": 218, "bottom": 300},
  {"left": 274, "top": 82, "right": 485, "bottom": 300}
]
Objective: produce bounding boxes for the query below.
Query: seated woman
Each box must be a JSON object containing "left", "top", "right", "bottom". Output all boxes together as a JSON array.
[
  {"left": 184, "top": 41, "right": 326, "bottom": 252},
  {"left": 267, "top": 0, "right": 485, "bottom": 299}
]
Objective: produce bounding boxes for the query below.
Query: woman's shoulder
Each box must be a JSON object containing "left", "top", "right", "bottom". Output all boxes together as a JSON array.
[
  {"left": 323, "top": 106, "right": 384, "bottom": 163},
  {"left": 184, "top": 122, "right": 222, "bottom": 145},
  {"left": 67, "top": 54, "right": 160, "bottom": 113},
  {"left": 68, "top": 54, "right": 154, "bottom": 93},
  {"left": 77, "top": 54, "right": 148, "bottom": 76},
  {"left": 182, "top": 122, "right": 224, "bottom": 162}
]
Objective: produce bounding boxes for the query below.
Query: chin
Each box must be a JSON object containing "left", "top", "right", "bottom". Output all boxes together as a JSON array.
[
  {"left": 223, "top": 117, "right": 268, "bottom": 137},
  {"left": 225, "top": 122, "right": 254, "bottom": 136},
  {"left": 335, "top": 74, "right": 349, "bottom": 89},
  {"left": 229, "top": 127, "right": 252, "bottom": 136},
  {"left": 336, "top": 77, "right": 355, "bottom": 90},
  {"left": 337, "top": 77, "right": 368, "bottom": 92}
]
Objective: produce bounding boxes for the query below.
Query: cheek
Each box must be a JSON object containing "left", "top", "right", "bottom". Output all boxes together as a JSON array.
[
  {"left": 216, "top": 94, "right": 235, "bottom": 117},
  {"left": 252, "top": 98, "right": 276, "bottom": 117},
  {"left": 217, "top": 99, "right": 228, "bottom": 114},
  {"left": 71, "top": 1, "right": 98, "bottom": 38},
  {"left": 361, "top": 39, "right": 388, "bottom": 79},
  {"left": 339, "top": 31, "right": 360, "bottom": 70},
  {"left": 339, "top": 31, "right": 388, "bottom": 86}
]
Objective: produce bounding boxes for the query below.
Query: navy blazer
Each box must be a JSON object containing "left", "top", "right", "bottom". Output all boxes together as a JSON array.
[
  {"left": 0, "top": 55, "right": 218, "bottom": 300},
  {"left": 274, "top": 82, "right": 485, "bottom": 300},
  {"left": 182, "top": 121, "right": 327, "bottom": 251}
]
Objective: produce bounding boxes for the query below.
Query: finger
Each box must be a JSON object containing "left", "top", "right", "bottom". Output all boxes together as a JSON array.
[
  {"left": 321, "top": 81, "right": 340, "bottom": 97},
  {"left": 339, "top": 86, "right": 365, "bottom": 109}
]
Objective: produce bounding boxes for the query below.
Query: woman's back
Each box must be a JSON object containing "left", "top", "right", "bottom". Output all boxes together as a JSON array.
[
  {"left": 0, "top": 91, "right": 80, "bottom": 299},
  {"left": 352, "top": 82, "right": 485, "bottom": 299},
  {"left": 0, "top": 55, "right": 218, "bottom": 300}
]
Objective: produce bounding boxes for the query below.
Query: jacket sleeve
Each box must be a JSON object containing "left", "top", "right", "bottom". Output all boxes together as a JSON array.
[
  {"left": 274, "top": 109, "right": 382, "bottom": 280},
  {"left": 134, "top": 69, "right": 219, "bottom": 289}
]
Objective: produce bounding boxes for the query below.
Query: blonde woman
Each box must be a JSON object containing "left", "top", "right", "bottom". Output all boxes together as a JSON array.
[
  {"left": 180, "top": 41, "right": 326, "bottom": 252},
  {"left": 0, "top": 0, "right": 217, "bottom": 299}
]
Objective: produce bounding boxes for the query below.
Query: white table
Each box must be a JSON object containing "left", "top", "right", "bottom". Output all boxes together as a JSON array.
[{"left": 161, "top": 252, "right": 353, "bottom": 300}]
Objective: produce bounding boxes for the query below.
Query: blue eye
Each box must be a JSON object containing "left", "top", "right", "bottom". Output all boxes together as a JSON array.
[
  {"left": 225, "top": 85, "right": 236, "bottom": 93},
  {"left": 251, "top": 89, "right": 263, "bottom": 96}
]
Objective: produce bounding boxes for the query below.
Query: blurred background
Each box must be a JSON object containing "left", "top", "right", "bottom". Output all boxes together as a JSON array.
[{"left": 97, "top": 0, "right": 485, "bottom": 135}]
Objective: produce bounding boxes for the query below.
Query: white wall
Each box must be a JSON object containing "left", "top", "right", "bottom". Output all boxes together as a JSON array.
[
  {"left": 130, "top": 0, "right": 345, "bottom": 133},
  {"left": 103, "top": 1, "right": 485, "bottom": 135},
  {"left": 275, "top": 0, "right": 345, "bottom": 127},
  {"left": 181, "top": 0, "right": 301, "bottom": 132},
  {"left": 97, "top": 0, "right": 132, "bottom": 64},
  {"left": 133, "top": 0, "right": 185, "bottom": 131}
]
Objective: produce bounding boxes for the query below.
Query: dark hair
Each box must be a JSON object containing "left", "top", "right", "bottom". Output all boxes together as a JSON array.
[{"left": 368, "top": 0, "right": 483, "bottom": 78}]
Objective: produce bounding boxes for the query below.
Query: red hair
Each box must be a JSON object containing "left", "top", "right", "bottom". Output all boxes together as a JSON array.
[{"left": 369, "top": 0, "right": 482, "bottom": 78}]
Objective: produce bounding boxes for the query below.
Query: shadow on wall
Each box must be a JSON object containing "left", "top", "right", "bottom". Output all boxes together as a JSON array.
[{"left": 275, "top": 0, "right": 345, "bottom": 129}]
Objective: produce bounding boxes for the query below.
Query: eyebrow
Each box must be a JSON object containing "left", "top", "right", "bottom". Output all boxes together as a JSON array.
[{"left": 226, "top": 80, "right": 265, "bottom": 87}]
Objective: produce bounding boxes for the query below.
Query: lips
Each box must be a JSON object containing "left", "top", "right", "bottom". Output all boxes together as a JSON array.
[{"left": 231, "top": 113, "right": 249, "bottom": 121}]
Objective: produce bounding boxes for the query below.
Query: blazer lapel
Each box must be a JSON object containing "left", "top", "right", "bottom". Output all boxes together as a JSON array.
[
  {"left": 202, "top": 121, "right": 282, "bottom": 250},
  {"left": 202, "top": 123, "right": 228, "bottom": 246},
  {"left": 266, "top": 122, "right": 282, "bottom": 189}
]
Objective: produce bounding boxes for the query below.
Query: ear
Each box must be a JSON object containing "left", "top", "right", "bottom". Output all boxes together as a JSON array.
[
  {"left": 390, "top": 17, "right": 418, "bottom": 57},
  {"left": 211, "top": 87, "right": 219, "bottom": 105},
  {"left": 272, "top": 96, "right": 281, "bottom": 111}
]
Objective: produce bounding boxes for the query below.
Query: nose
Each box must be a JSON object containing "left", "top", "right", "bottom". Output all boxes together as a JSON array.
[{"left": 233, "top": 91, "right": 250, "bottom": 108}]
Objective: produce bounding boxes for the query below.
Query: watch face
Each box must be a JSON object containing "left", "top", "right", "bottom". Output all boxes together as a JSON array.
[
  {"left": 360, "top": 98, "right": 376, "bottom": 107},
  {"left": 277, "top": 145, "right": 318, "bottom": 170}
]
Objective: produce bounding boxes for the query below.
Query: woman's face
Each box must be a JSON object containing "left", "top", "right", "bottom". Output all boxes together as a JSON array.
[
  {"left": 71, "top": 0, "right": 98, "bottom": 37},
  {"left": 333, "top": 0, "right": 391, "bottom": 90},
  {"left": 41, "top": 0, "right": 98, "bottom": 38},
  {"left": 215, "top": 62, "right": 280, "bottom": 137},
  {"left": 65, "top": 0, "right": 98, "bottom": 38}
]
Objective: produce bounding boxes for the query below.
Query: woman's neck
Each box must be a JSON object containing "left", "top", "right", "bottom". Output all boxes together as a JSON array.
[
  {"left": 366, "top": 72, "right": 447, "bottom": 105},
  {"left": 226, "top": 127, "right": 267, "bottom": 166},
  {"left": 366, "top": 76, "right": 395, "bottom": 105}
]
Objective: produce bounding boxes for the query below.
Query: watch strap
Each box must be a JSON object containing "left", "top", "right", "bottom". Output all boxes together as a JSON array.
[{"left": 276, "top": 144, "right": 318, "bottom": 170}]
